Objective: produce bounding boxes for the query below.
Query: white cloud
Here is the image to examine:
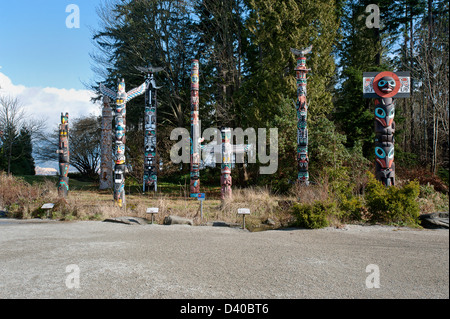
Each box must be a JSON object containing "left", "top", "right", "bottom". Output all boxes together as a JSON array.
[{"left": 0, "top": 72, "right": 101, "bottom": 133}]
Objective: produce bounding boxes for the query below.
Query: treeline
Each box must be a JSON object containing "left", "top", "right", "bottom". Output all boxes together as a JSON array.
[
  {"left": 0, "top": 96, "right": 35, "bottom": 175},
  {"left": 89, "top": 0, "right": 449, "bottom": 191}
]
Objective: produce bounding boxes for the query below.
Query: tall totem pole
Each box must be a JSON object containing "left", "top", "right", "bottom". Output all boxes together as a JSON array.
[
  {"left": 190, "top": 59, "right": 201, "bottom": 197},
  {"left": 57, "top": 112, "right": 70, "bottom": 197},
  {"left": 218, "top": 127, "right": 253, "bottom": 200},
  {"left": 291, "top": 46, "right": 312, "bottom": 185},
  {"left": 100, "top": 96, "right": 113, "bottom": 190},
  {"left": 220, "top": 127, "right": 232, "bottom": 200},
  {"left": 100, "top": 78, "right": 146, "bottom": 207},
  {"left": 136, "top": 65, "right": 163, "bottom": 193},
  {"left": 363, "top": 71, "right": 411, "bottom": 186}
]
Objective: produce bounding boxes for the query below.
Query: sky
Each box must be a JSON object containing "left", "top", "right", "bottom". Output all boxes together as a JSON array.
[{"left": 0, "top": 0, "right": 105, "bottom": 171}]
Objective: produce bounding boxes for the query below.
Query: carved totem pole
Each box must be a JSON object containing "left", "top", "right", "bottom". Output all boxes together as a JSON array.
[
  {"left": 57, "top": 112, "right": 70, "bottom": 197},
  {"left": 190, "top": 59, "right": 201, "bottom": 197},
  {"left": 291, "top": 46, "right": 312, "bottom": 185},
  {"left": 100, "top": 96, "right": 113, "bottom": 190},
  {"left": 200, "top": 127, "right": 253, "bottom": 200},
  {"left": 100, "top": 78, "right": 146, "bottom": 207},
  {"left": 137, "top": 65, "right": 163, "bottom": 193},
  {"left": 363, "top": 71, "right": 411, "bottom": 186},
  {"left": 220, "top": 127, "right": 232, "bottom": 200}
]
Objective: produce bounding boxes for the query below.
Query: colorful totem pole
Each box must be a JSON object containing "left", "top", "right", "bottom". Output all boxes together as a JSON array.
[
  {"left": 100, "top": 78, "right": 146, "bottom": 207},
  {"left": 363, "top": 71, "right": 411, "bottom": 186},
  {"left": 190, "top": 59, "right": 201, "bottom": 197},
  {"left": 201, "top": 128, "right": 253, "bottom": 200},
  {"left": 291, "top": 46, "right": 312, "bottom": 185},
  {"left": 220, "top": 127, "right": 232, "bottom": 199},
  {"left": 57, "top": 112, "right": 70, "bottom": 197},
  {"left": 137, "top": 65, "right": 163, "bottom": 193},
  {"left": 100, "top": 96, "right": 113, "bottom": 190}
]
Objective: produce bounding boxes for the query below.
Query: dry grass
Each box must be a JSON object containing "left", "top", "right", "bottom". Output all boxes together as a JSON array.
[
  {"left": 0, "top": 172, "right": 297, "bottom": 228},
  {"left": 289, "top": 182, "right": 330, "bottom": 204},
  {"left": 5, "top": 170, "right": 446, "bottom": 230}
]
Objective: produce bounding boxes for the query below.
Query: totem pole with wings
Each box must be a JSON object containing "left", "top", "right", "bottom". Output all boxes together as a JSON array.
[
  {"left": 100, "top": 78, "right": 146, "bottom": 207},
  {"left": 136, "top": 65, "right": 163, "bottom": 193}
]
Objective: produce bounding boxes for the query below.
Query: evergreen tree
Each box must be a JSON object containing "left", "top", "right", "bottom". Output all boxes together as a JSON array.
[
  {"left": 0, "top": 128, "right": 35, "bottom": 175},
  {"left": 333, "top": 0, "right": 398, "bottom": 156},
  {"left": 91, "top": 0, "right": 195, "bottom": 176},
  {"left": 241, "top": 0, "right": 341, "bottom": 128}
]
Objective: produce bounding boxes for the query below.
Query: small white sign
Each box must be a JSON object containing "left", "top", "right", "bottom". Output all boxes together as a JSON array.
[
  {"left": 237, "top": 208, "right": 250, "bottom": 215},
  {"left": 41, "top": 203, "right": 55, "bottom": 209},
  {"left": 146, "top": 207, "right": 159, "bottom": 214}
]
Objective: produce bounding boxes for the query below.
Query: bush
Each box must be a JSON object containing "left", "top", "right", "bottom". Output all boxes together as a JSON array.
[
  {"left": 437, "top": 167, "right": 449, "bottom": 187},
  {"left": 291, "top": 201, "right": 339, "bottom": 229},
  {"left": 418, "top": 184, "right": 449, "bottom": 214},
  {"left": 365, "top": 172, "right": 420, "bottom": 226},
  {"left": 339, "top": 196, "right": 366, "bottom": 221}
]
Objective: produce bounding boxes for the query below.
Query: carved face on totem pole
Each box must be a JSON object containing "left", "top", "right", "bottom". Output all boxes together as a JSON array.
[
  {"left": 376, "top": 76, "right": 396, "bottom": 94},
  {"left": 116, "top": 79, "right": 127, "bottom": 110},
  {"left": 375, "top": 144, "right": 394, "bottom": 169},
  {"left": 375, "top": 100, "right": 395, "bottom": 127},
  {"left": 118, "top": 78, "right": 126, "bottom": 94}
]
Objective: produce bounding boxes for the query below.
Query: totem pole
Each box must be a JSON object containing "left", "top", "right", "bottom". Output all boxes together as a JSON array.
[
  {"left": 99, "top": 96, "right": 113, "bottom": 190},
  {"left": 291, "top": 46, "right": 312, "bottom": 185},
  {"left": 220, "top": 128, "right": 232, "bottom": 200},
  {"left": 190, "top": 59, "right": 201, "bottom": 197},
  {"left": 136, "top": 65, "right": 163, "bottom": 193},
  {"left": 363, "top": 71, "right": 411, "bottom": 186},
  {"left": 201, "top": 127, "right": 253, "bottom": 200},
  {"left": 57, "top": 112, "right": 70, "bottom": 197},
  {"left": 100, "top": 78, "right": 146, "bottom": 207}
]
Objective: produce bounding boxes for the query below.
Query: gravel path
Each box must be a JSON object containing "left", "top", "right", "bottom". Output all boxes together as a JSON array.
[{"left": 0, "top": 219, "right": 448, "bottom": 299}]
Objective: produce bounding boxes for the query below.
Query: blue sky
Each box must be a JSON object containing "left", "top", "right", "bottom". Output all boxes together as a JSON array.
[
  {"left": 0, "top": 1, "right": 106, "bottom": 172},
  {"left": 0, "top": 0, "right": 103, "bottom": 90}
]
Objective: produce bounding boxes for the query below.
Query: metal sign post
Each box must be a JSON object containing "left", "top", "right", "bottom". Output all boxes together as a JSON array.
[
  {"left": 238, "top": 208, "right": 250, "bottom": 229},
  {"left": 146, "top": 207, "right": 159, "bottom": 224},
  {"left": 41, "top": 203, "right": 55, "bottom": 219}
]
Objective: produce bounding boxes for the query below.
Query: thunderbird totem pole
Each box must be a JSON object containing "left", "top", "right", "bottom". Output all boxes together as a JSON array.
[
  {"left": 137, "top": 65, "right": 163, "bottom": 193},
  {"left": 363, "top": 71, "right": 411, "bottom": 186},
  {"left": 291, "top": 46, "right": 312, "bottom": 185},
  {"left": 57, "top": 112, "right": 70, "bottom": 197},
  {"left": 100, "top": 78, "right": 146, "bottom": 207},
  {"left": 190, "top": 59, "right": 201, "bottom": 197},
  {"left": 99, "top": 96, "right": 113, "bottom": 190}
]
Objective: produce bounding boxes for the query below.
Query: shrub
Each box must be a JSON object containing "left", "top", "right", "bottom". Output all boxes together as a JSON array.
[
  {"left": 339, "top": 196, "right": 366, "bottom": 221},
  {"left": 291, "top": 201, "right": 339, "bottom": 229},
  {"left": 365, "top": 172, "right": 420, "bottom": 226},
  {"left": 418, "top": 184, "right": 449, "bottom": 214}
]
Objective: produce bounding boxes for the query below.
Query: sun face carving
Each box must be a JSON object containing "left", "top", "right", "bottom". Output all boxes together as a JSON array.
[{"left": 377, "top": 76, "right": 396, "bottom": 93}]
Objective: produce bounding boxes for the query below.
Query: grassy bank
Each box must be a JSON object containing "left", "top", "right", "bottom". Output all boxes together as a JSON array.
[{"left": 0, "top": 172, "right": 448, "bottom": 230}]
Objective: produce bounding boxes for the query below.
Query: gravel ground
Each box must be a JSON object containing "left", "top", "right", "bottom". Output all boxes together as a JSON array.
[{"left": 0, "top": 219, "right": 448, "bottom": 299}]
